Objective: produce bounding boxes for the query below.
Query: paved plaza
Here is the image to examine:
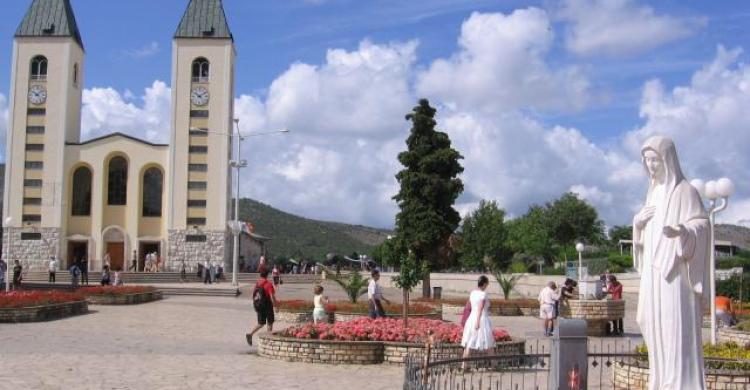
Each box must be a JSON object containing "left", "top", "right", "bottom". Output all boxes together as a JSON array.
[{"left": 0, "top": 282, "right": 651, "bottom": 390}]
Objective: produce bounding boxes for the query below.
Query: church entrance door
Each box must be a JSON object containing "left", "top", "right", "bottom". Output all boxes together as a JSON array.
[
  {"left": 67, "top": 241, "right": 88, "bottom": 269},
  {"left": 107, "top": 242, "right": 124, "bottom": 271}
]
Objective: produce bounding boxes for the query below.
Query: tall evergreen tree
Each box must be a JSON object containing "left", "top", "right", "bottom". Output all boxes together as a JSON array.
[{"left": 393, "top": 99, "right": 464, "bottom": 298}]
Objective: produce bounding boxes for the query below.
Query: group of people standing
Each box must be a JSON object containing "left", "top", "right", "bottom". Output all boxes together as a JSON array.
[
  {"left": 199, "top": 260, "right": 224, "bottom": 284},
  {"left": 0, "top": 259, "right": 23, "bottom": 290}
]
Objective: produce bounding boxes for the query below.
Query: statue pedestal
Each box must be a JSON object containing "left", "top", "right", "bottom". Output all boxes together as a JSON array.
[{"left": 560, "top": 299, "right": 625, "bottom": 336}]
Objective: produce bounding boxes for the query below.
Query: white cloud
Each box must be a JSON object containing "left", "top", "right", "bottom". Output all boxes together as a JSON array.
[
  {"left": 416, "top": 9, "right": 589, "bottom": 114},
  {"left": 624, "top": 45, "right": 750, "bottom": 224},
  {"left": 123, "top": 41, "right": 160, "bottom": 59},
  {"left": 81, "top": 80, "right": 171, "bottom": 143},
  {"left": 23, "top": 8, "right": 745, "bottom": 230},
  {"left": 559, "top": 0, "right": 701, "bottom": 57}
]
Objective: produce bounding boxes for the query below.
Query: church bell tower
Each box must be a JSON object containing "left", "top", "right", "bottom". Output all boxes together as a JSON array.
[
  {"left": 3, "top": 0, "right": 84, "bottom": 265},
  {"left": 167, "top": 0, "right": 234, "bottom": 267}
]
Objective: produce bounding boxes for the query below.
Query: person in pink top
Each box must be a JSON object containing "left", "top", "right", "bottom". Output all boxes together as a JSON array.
[{"left": 607, "top": 275, "right": 624, "bottom": 335}]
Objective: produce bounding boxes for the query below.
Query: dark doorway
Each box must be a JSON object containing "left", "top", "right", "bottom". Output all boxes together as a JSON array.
[
  {"left": 139, "top": 242, "right": 160, "bottom": 271},
  {"left": 106, "top": 242, "right": 124, "bottom": 271},
  {"left": 67, "top": 241, "right": 87, "bottom": 268}
]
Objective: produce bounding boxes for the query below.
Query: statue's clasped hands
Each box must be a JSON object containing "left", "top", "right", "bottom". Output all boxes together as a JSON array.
[{"left": 634, "top": 206, "right": 656, "bottom": 229}]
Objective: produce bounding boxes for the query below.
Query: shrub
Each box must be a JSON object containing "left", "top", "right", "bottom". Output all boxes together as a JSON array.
[
  {"left": 507, "top": 261, "right": 528, "bottom": 274},
  {"left": 542, "top": 267, "right": 565, "bottom": 275},
  {"left": 636, "top": 343, "right": 750, "bottom": 370},
  {"left": 414, "top": 297, "right": 538, "bottom": 308},
  {"left": 717, "top": 275, "right": 750, "bottom": 301},
  {"left": 278, "top": 317, "right": 511, "bottom": 344},
  {"left": 276, "top": 299, "right": 314, "bottom": 312},
  {"left": 78, "top": 286, "right": 157, "bottom": 296},
  {"left": 607, "top": 253, "right": 633, "bottom": 271},
  {"left": 0, "top": 291, "right": 85, "bottom": 308},
  {"left": 717, "top": 257, "right": 750, "bottom": 271},
  {"left": 331, "top": 270, "right": 369, "bottom": 303}
]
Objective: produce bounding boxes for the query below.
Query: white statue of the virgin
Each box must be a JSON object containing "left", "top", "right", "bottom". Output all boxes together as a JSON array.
[{"left": 633, "top": 136, "right": 710, "bottom": 389}]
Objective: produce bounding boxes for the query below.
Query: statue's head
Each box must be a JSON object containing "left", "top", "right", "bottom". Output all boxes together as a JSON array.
[{"left": 641, "top": 135, "right": 685, "bottom": 187}]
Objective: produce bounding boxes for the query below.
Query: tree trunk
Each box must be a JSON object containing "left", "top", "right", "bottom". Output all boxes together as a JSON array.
[
  {"left": 403, "top": 288, "right": 409, "bottom": 341},
  {"left": 422, "top": 273, "right": 431, "bottom": 298}
]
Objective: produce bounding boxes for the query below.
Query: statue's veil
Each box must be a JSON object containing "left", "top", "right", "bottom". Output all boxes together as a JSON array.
[{"left": 641, "top": 136, "right": 686, "bottom": 207}]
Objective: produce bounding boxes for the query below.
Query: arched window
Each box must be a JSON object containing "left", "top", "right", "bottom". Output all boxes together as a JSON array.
[
  {"left": 192, "top": 57, "right": 209, "bottom": 82},
  {"left": 142, "top": 168, "right": 163, "bottom": 217},
  {"left": 71, "top": 167, "right": 92, "bottom": 216},
  {"left": 107, "top": 156, "right": 128, "bottom": 205},
  {"left": 30, "top": 56, "right": 48, "bottom": 80}
]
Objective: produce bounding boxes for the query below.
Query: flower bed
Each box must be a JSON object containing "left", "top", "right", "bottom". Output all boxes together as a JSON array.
[
  {"left": 416, "top": 298, "right": 540, "bottom": 317},
  {"left": 79, "top": 286, "right": 162, "bottom": 305},
  {"left": 0, "top": 291, "right": 88, "bottom": 322},
  {"left": 613, "top": 360, "right": 750, "bottom": 389},
  {"left": 259, "top": 317, "right": 521, "bottom": 365},
  {"left": 275, "top": 300, "right": 442, "bottom": 323}
]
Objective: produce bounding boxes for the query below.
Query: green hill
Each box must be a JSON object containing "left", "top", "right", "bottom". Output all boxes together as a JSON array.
[{"left": 238, "top": 198, "right": 392, "bottom": 260}]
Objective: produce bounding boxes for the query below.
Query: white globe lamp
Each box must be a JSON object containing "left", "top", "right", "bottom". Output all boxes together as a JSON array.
[
  {"left": 705, "top": 180, "right": 718, "bottom": 200},
  {"left": 716, "top": 178, "right": 734, "bottom": 198}
]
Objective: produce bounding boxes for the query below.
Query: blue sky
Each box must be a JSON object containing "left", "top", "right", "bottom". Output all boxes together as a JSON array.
[{"left": 2, "top": 0, "right": 750, "bottom": 228}]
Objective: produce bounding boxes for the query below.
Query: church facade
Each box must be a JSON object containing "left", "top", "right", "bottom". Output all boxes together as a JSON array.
[{"left": 2, "top": 0, "right": 235, "bottom": 272}]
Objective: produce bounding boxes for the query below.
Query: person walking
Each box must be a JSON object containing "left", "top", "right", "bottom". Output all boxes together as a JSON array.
[
  {"left": 203, "top": 259, "right": 211, "bottom": 284},
  {"left": 129, "top": 250, "right": 137, "bottom": 272},
  {"left": 538, "top": 281, "right": 560, "bottom": 336},
  {"left": 69, "top": 263, "right": 80, "bottom": 287},
  {"left": 606, "top": 275, "right": 624, "bottom": 335},
  {"left": 0, "top": 259, "right": 6, "bottom": 287},
  {"left": 48, "top": 255, "right": 58, "bottom": 283},
  {"left": 246, "top": 270, "right": 276, "bottom": 346},
  {"left": 80, "top": 256, "right": 89, "bottom": 285},
  {"left": 312, "top": 285, "right": 329, "bottom": 324},
  {"left": 461, "top": 275, "right": 496, "bottom": 369},
  {"left": 271, "top": 265, "right": 280, "bottom": 286},
  {"left": 12, "top": 260, "right": 23, "bottom": 291},
  {"left": 101, "top": 265, "right": 111, "bottom": 286},
  {"left": 715, "top": 295, "right": 737, "bottom": 328},
  {"left": 367, "top": 269, "right": 390, "bottom": 318},
  {"left": 113, "top": 268, "right": 123, "bottom": 286}
]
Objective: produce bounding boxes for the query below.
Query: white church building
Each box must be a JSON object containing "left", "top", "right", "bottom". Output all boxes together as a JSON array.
[{"left": 2, "top": 0, "right": 236, "bottom": 272}]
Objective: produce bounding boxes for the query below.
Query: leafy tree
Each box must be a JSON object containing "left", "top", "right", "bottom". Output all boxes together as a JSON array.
[
  {"left": 609, "top": 225, "right": 632, "bottom": 245},
  {"left": 371, "top": 236, "right": 408, "bottom": 268},
  {"left": 544, "top": 192, "right": 605, "bottom": 260},
  {"left": 506, "top": 206, "right": 554, "bottom": 262},
  {"left": 331, "top": 270, "right": 369, "bottom": 303},
  {"left": 393, "top": 99, "right": 464, "bottom": 298},
  {"left": 459, "top": 200, "right": 509, "bottom": 271},
  {"left": 391, "top": 251, "right": 425, "bottom": 334}
]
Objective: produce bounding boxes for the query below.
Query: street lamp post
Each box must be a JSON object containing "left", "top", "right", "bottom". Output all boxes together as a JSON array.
[
  {"left": 4, "top": 217, "right": 13, "bottom": 292},
  {"left": 190, "top": 124, "right": 288, "bottom": 287},
  {"left": 691, "top": 177, "right": 734, "bottom": 345},
  {"left": 576, "top": 242, "right": 585, "bottom": 299}
]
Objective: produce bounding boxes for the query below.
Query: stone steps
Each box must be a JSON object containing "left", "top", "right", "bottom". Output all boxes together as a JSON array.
[
  {"left": 21, "top": 272, "right": 320, "bottom": 284},
  {"left": 19, "top": 282, "right": 240, "bottom": 297}
]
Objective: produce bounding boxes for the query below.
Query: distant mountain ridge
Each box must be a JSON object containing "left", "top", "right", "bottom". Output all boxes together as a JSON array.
[
  {"left": 238, "top": 198, "right": 392, "bottom": 259},
  {"left": 716, "top": 224, "right": 750, "bottom": 251}
]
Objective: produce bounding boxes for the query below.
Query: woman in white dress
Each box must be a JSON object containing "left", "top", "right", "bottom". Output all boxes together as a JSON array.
[{"left": 461, "top": 275, "right": 495, "bottom": 367}]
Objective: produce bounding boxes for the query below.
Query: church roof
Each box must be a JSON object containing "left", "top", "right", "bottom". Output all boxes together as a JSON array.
[
  {"left": 174, "top": 0, "right": 233, "bottom": 41},
  {"left": 66, "top": 132, "right": 168, "bottom": 148},
  {"left": 15, "top": 0, "right": 83, "bottom": 49}
]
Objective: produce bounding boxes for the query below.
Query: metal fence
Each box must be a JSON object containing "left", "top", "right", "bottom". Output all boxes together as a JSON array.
[{"left": 404, "top": 337, "right": 750, "bottom": 390}]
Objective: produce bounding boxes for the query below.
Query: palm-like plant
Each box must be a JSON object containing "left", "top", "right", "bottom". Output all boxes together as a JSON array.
[
  {"left": 331, "top": 269, "right": 369, "bottom": 303},
  {"left": 491, "top": 268, "right": 520, "bottom": 300}
]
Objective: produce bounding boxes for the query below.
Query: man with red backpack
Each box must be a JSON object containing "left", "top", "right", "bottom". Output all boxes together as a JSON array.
[{"left": 246, "top": 269, "right": 276, "bottom": 346}]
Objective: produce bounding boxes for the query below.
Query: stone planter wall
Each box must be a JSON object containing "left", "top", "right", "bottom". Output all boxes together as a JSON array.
[
  {"left": 86, "top": 291, "right": 163, "bottom": 305},
  {"left": 718, "top": 327, "right": 750, "bottom": 347},
  {"left": 0, "top": 300, "right": 88, "bottom": 323},
  {"left": 560, "top": 299, "right": 625, "bottom": 336},
  {"left": 258, "top": 334, "right": 524, "bottom": 365},
  {"left": 382, "top": 339, "right": 525, "bottom": 364},
  {"left": 334, "top": 311, "right": 442, "bottom": 323},
  {"left": 442, "top": 303, "right": 539, "bottom": 317},
  {"left": 613, "top": 361, "right": 750, "bottom": 389}
]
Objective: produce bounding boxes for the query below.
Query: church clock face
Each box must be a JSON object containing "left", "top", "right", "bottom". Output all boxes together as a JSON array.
[
  {"left": 191, "top": 87, "right": 209, "bottom": 106},
  {"left": 28, "top": 85, "right": 47, "bottom": 105}
]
